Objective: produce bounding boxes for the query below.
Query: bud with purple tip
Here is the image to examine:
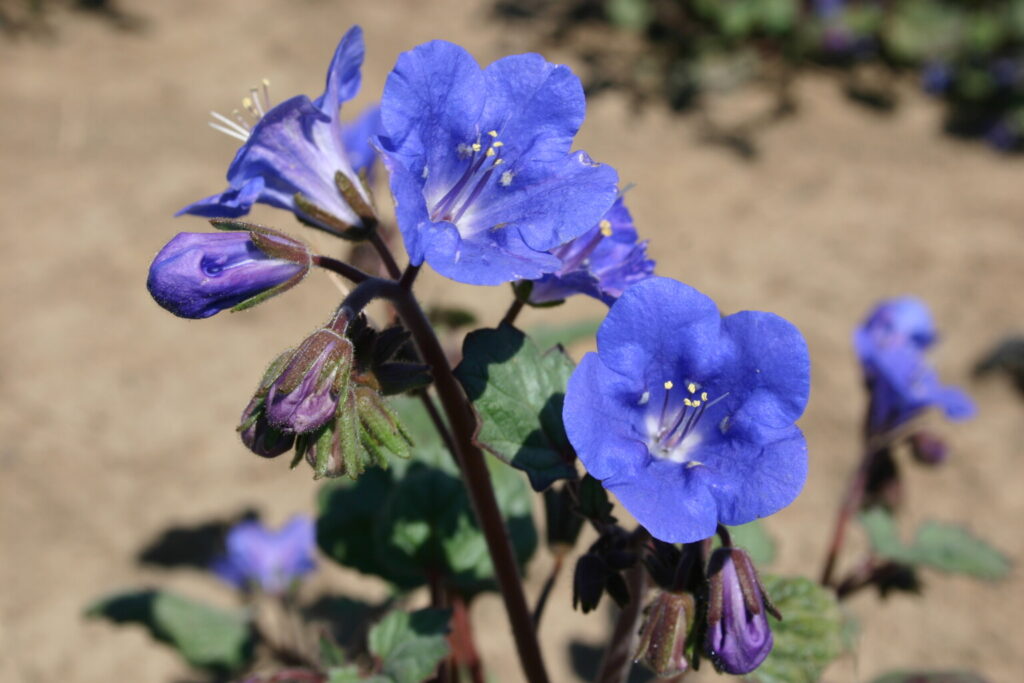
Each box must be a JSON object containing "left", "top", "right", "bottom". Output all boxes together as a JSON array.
[
  {"left": 704, "top": 548, "right": 778, "bottom": 675},
  {"left": 265, "top": 326, "right": 354, "bottom": 434},
  {"left": 238, "top": 350, "right": 297, "bottom": 457},
  {"left": 146, "top": 222, "right": 310, "bottom": 319},
  {"left": 909, "top": 430, "right": 948, "bottom": 466},
  {"left": 634, "top": 590, "right": 695, "bottom": 678}
]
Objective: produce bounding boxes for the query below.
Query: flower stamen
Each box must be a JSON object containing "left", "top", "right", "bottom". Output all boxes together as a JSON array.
[{"left": 208, "top": 79, "right": 273, "bottom": 142}]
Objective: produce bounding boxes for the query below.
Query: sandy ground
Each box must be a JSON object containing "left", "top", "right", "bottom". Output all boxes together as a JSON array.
[{"left": 1, "top": 1, "right": 1022, "bottom": 681}]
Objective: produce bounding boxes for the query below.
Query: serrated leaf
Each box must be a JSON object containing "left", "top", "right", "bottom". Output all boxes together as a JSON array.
[
  {"left": 455, "top": 324, "right": 577, "bottom": 490},
  {"left": 909, "top": 521, "right": 1010, "bottom": 580},
  {"left": 727, "top": 520, "right": 777, "bottom": 567},
  {"left": 870, "top": 672, "right": 988, "bottom": 683},
  {"left": 368, "top": 609, "right": 450, "bottom": 683},
  {"left": 747, "top": 576, "right": 844, "bottom": 683},
  {"left": 86, "top": 590, "right": 253, "bottom": 673}
]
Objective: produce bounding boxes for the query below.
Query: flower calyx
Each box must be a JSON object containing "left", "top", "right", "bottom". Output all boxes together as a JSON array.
[{"left": 634, "top": 590, "right": 696, "bottom": 678}]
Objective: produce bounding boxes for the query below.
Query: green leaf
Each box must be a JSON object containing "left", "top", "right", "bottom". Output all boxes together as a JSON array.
[
  {"left": 318, "top": 398, "right": 537, "bottom": 593},
  {"left": 368, "top": 608, "right": 451, "bottom": 683},
  {"left": 871, "top": 672, "right": 988, "bottom": 683},
  {"left": 86, "top": 590, "right": 253, "bottom": 673},
  {"left": 728, "top": 520, "right": 776, "bottom": 567},
  {"left": 326, "top": 665, "right": 391, "bottom": 683},
  {"left": 860, "top": 509, "right": 1010, "bottom": 580},
  {"left": 527, "top": 318, "right": 601, "bottom": 352},
  {"left": 909, "top": 521, "right": 1011, "bottom": 580},
  {"left": 606, "top": 0, "right": 651, "bottom": 32},
  {"left": 455, "top": 324, "right": 577, "bottom": 491},
  {"left": 748, "top": 576, "right": 844, "bottom": 683}
]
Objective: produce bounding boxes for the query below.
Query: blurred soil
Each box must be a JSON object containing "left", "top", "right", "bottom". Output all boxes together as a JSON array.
[{"left": 0, "top": 1, "right": 1022, "bottom": 681}]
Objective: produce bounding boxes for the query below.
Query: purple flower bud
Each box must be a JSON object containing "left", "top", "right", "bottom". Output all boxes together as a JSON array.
[
  {"left": 705, "top": 548, "right": 777, "bottom": 675},
  {"left": 634, "top": 590, "right": 695, "bottom": 677},
  {"left": 265, "top": 328, "right": 354, "bottom": 434},
  {"left": 909, "top": 430, "right": 948, "bottom": 466},
  {"left": 147, "top": 231, "right": 308, "bottom": 319},
  {"left": 239, "top": 396, "right": 295, "bottom": 458},
  {"left": 211, "top": 516, "right": 316, "bottom": 595}
]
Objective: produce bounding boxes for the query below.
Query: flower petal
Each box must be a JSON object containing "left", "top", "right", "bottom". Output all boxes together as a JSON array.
[
  {"left": 176, "top": 176, "right": 265, "bottom": 219},
  {"left": 314, "top": 25, "right": 365, "bottom": 118}
]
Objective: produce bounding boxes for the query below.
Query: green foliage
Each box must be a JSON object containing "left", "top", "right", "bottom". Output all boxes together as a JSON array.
[
  {"left": 317, "top": 397, "right": 537, "bottom": 593},
  {"left": 527, "top": 317, "right": 601, "bottom": 352},
  {"left": 871, "top": 672, "right": 988, "bottom": 683},
  {"left": 860, "top": 508, "right": 1011, "bottom": 580},
  {"left": 748, "top": 575, "right": 845, "bottom": 683},
  {"left": 367, "top": 608, "right": 451, "bottom": 683},
  {"left": 86, "top": 590, "right": 253, "bottom": 673},
  {"left": 455, "top": 324, "right": 578, "bottom": 490}
]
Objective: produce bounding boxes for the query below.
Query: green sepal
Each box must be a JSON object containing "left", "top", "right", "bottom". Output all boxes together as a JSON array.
[
  {"left": 228, "top": 266, "right": 309, "bottom": 313},
  {"left": 294, "top": 192, "right": 370, "bottom": 240},
  {"left": 334, "top": 171, "right": 379, "bottom": 230}
]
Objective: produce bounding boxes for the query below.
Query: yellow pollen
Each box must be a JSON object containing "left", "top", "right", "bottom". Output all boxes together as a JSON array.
[
  {"left": 261, "top": 78, "right": 271, "bottom": 87},
  {"left": 471, "top": 142, "right": 482, "bottom": 152},
  {"left": 688, "top": 382, "right": 697, "bottom": 394},
  {"left": 487, "top": 130, "right": 498, "bottom": 137},
  {"left": 599, "top": 219, "right": 612, "bottom": 237},
  {"left": 242, "top": 96, "right": 254, "bottom": 109},
  {"left": 701, "top": 392, "right": 708, "bottom": 401},
  {"left": 683, "top": 398, "right": 693, "bottom": 407},
  {"left": 494, "top": 158, "right": 504, "bottom": 165},
  {"left": 663, "top": 380, "right": 674, "bottom": 390},
  {"left": 692, "top": 400, "right": 701, "bottom": 407},
  {"left": 486, "top": 147, "right": 496, "bottom": 157},
  {"left": 493, "top": 141, "right": 504, "bottom": 147}
]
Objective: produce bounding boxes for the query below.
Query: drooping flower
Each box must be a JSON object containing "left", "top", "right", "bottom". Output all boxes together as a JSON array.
[
  {"left": 179, "top": 27, "right": 377, "bottom": 236},
  {"left": 528, "top": 196, "right": 655, "bottom": 306},
  {"left": 212, "top": 516, "right": 317, "bottom": 594},
  {"left": 147, "top": 230, "right": 309, "bottom": 319},
  {"left": 377, "top": 40, "right": 619, "bottom": 285},
  {"left": 854, "top": 296, "right": 974, "bottom": 436},
  {"left": 704, "top": 548, "right": 777, "bottom": 675},
  {"left": 563, "top": 277, "right": 809, "bottom": 543}
]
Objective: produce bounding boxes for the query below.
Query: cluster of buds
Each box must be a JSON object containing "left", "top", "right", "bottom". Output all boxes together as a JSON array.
[
  {"left": 631, "top": 544, "right": 778, "bottom": 678},
  {"left": 239, "top": 307, "right": 425, "bottom": 479}
]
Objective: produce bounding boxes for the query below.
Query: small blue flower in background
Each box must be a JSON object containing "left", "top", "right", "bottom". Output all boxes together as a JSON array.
[
  {"left": 563, "top": 277, "right": 809, "bottom": 543},
  {"left": 921, "top": 61, "right": 953, "bottom": 96},
  {"left": 855, "top": 296, "right": 975, "bottom": 436},
  {"left": 377, "top": 40, "right": 619, "bottom": 285},
  {"left": 528, "top": 196, "right": 655, "bottom": 306},
  {"left": 179, "top": 26, "right": 379, "bottom": 234},
  {"left": 212, "top": 516, "right": 316, "bottom": 595},
  {"left": 147, "top": 232, "right": 308, "bottom": 319}
]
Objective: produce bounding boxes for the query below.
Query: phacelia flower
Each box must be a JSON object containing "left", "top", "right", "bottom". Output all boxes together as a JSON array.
[
  {"left": 179, "top": 27, "right": 377, "bottom": 236},
  {"left": 563, "top": 277, "right": 809, "bottom": 543},
  {"left": 854, "top": 296, "right": 974, "bottom": 436},
  {"left": 921, "top": 62, "right": 953, "bottom": 95},
  {"left": 704, "top": 548, "right": 777, "bottom": 675},
  {"left": 147, "top": 230, "right": 309, "bottom": 319},
  {"left": 212, "top": 516, "right": 316, "bottom": 595},
  {"left": 377, "top": 40, "right": 619, "bottom": 285},
  {"left": 528, "top": 197, "right": 655, "bottom": 306}
]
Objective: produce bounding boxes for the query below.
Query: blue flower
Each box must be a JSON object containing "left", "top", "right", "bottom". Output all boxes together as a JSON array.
[
  {"left": 212, "top": 516, "right": 316, "bottom": 595},
  {"left": 563, "top": 277, "right": 809, "bottom": 543},
  {"left": 705, "top": 548, "right": 775, "bottom": 675},
  {"left": 854, "top": 296, "right": 974, "bottom": 435},
  {"left": 528, "top": 197, "right": 655, "bottom": 305},
  {"left": 377, "top": 40, "right": 619, "bottom": 285},
  {"left": 921, "top": 62, "right": 953, "bottom": 96},
  {"left": 179, "top": 27, "right": 376, "bottom": 234},
  {"left": 147, "top": 231, "right": 308, "bottom": 319}
]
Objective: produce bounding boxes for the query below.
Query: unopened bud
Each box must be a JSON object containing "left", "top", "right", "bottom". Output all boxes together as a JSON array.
[
  {"left": 705, "top": 548, "right": 777, "bottom": 675},
  {"left": 238, "top": 351, "right": 297, "bottom": 457},
  {"left": 634, "top": 590, "right": 695, "bottom": 678},
  {"left": 909, "top": 431, "right": 948, "bottom": 466},
  {"left": 148, "top": 226, "right": 311, "bottom": 319},
  {"left": 265, "top": 328, "right": 353, "bottom": 434}
]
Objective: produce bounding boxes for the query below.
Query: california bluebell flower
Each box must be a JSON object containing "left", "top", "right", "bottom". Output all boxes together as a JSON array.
[
  {"left": 563, "top": 277, "right": 809, "bottom": 543},
  {"left": 921, "top": 62, "right": 953, "bottom": 95},
  {"left": 377, "top": 40, "right": 619, "bottom": 285},
  {"left": 528, "top": 197, "right": 655, "bottom": 305},
  {"left": 147, "top": 231, "right": 308, "bottom": 319},
  {"left": 212, "top": 516, "right": 316, "bottom": 594},
  {"left": 705, "top": 548, "right": 776, "bottom": 675},
  {"left": 854, "top": 296, "right": 974, "bottom": 436},
  {"left": 179, "top": 27, "right": 375, "bottom": 234}
]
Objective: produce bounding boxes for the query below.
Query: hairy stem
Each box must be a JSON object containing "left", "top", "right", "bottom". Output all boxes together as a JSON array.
[
  {"left": 312, "top": 254, "right": 373, "bottom": 284},
  {"left": 355, "top": 278, "right": 550, "bottom": 683},
  {"left": 595, "top": 561, "right": 648, "bottom": 683},
  {"left": 820, "top": 449, "right": 875, "bottom": 587},
  {"left": 531, "top": 552, "right": 565, "bottom": 629},
  {"left": 369, "top": 230, "right": 402, "bottom": 280}
]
